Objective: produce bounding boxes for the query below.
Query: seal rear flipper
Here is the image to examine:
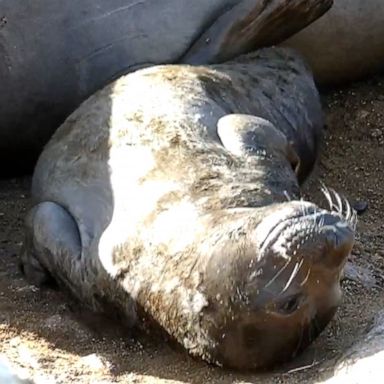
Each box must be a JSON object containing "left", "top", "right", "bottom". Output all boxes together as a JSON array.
[
  {"left": 180, "top": 0, "right": 333, "bottom": 64},
  {"left": 21, "top": 202, "right": 86, "bottom": 298}
]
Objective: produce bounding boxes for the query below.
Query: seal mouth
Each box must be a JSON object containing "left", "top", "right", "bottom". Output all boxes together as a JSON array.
[{"left": 256, "top": 186, "right": 357, "bottom": 261}]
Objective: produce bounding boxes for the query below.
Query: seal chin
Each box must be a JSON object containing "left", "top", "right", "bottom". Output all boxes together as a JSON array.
[{"left": 200, "top": 196, "right": 356, "bottom": 370}]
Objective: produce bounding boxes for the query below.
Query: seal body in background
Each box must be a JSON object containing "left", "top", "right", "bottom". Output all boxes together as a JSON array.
[
  {"left": 0, "top": 0, "right": 332, "bottom": 175},
  {"left": 282, "top": 0, "right": 384, "bottom": 86},
  {"left": 21, "top": 47, "right": 355, "bottom": 370}
]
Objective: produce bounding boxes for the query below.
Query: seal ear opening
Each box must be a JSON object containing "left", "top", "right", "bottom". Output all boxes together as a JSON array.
[{"left": 286, "top": 141, "right": 301, "bottom": 176}]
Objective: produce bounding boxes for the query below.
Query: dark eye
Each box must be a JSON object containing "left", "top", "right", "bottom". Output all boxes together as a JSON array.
[{"left": 276, "top": 294, "right": 302, "bottom": 315}]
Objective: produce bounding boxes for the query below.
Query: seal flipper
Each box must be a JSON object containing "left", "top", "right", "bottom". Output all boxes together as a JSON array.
[
  {"left": 21, "top": 202, "right": 138, "bottom": 325},
  {"left": 21, "top": 202, "right": 83, "bottom": 294},
  {"left": 217, "top": 114, "right": 300, "bottom": 175},
  {"left": 180, "top": 0, "right": 333, "bottom": 64}
]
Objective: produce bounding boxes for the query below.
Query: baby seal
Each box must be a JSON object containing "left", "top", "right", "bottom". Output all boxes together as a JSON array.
[{"left": 21, "top": 47, "right": 356, "bottom": 370}]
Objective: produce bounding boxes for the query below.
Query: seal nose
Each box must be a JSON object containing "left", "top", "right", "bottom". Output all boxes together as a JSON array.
[{"left": 318, "top": 213, "right": 354, "bottom": 268}]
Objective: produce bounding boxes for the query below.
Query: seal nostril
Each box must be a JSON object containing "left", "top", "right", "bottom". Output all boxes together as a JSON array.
[{"left": 276, "top": 294, "right": 302, "bottom": 315}]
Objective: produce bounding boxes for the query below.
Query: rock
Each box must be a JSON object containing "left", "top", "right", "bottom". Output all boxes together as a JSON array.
[
  {"left": 320, "top": 311, "right": 384, "bottom": 383},
  {"left": 0, "top": 356, "right": 34, "bottom": 384},
  {"left": 80, "top": 354, "right": 110, "bottom": 372},
  {"left": 352, "top": 201, "right": 369, "bottom": 215},
  {"left": 342, "top": 262, "right": 376, "bottom": 289}
]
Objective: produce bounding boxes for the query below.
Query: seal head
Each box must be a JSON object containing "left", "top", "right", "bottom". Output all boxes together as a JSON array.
[{"left": 198, "top": 197, "right": 355, "bottom": 369}]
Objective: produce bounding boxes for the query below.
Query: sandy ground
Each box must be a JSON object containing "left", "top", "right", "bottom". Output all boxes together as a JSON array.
[{"left": 0, "top": 75, "right": 384, "bottom": 384}]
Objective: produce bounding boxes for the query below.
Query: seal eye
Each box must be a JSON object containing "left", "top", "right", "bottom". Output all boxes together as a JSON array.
[{"left": 276, "top": 294, "right": 302, "bottom": 315}]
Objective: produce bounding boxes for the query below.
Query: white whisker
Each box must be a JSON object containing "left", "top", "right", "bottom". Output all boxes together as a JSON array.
[
  {"left": 283, "top": 190, "right": 291, "bottom": 201},
  {"left": 300, "top": 267, "right": 311, "bottom": 286},
  {"left": 319, "top": 213, "right": 325, "bottom": 228},
  {"left": 343, "top": 195, "right": 351, "bottom": 221},
  {"left": 320, "top": 182, "right": 333, "bottom": 211},
  {"left": 282, "top": 258, "right": 304, "bottom": 293},
  {"left": 330, "top": 188, "right": 343, "bottom": 213},
  {"left": 265, "top": 259, "right": 291, "bottom": 289}
]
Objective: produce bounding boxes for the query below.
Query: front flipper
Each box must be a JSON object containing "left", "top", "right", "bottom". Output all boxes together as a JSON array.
[
  {"left": 21, "top": 201, "right": 137, "bottom": 325},
  {"left": 181, "top": 0, "right": 333, "bottom": 64},
  {"left": 21, "top": 202, "right": 82, "bottom": 289},
  {"left": 217, "top": 114, "right": 300, "bottom": 175}
]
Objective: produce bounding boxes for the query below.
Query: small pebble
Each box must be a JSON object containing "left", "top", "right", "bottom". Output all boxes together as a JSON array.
[
  {"left": 353, "top": 200, "right": 368, "bottom": 215},
  {"left": 81, "top": 354, "right": 109, "bottom": 371}
]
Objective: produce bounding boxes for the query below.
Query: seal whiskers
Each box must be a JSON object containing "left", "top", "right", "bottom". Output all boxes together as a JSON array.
[{"left": 320, "top": 182, "right": 358, "bottom": 230}]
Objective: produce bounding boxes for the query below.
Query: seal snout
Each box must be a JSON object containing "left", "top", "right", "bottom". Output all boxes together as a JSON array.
[
  {"left": 256, "top": 192, "right": 356, "bottom": 272},
  {"left": 315, "top": 212, "right": 355, "bottom": 269}
]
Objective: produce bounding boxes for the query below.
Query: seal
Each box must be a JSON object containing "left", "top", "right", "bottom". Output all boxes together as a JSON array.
[
  {"left": 0, "top": 0, "right": 332, "bottom": 176},
  {"left": 282, "top": 0, "right": 384, "bottom": 86},
  {"left": 20, "top": 47, "right": 356, "bottom": 370}
]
